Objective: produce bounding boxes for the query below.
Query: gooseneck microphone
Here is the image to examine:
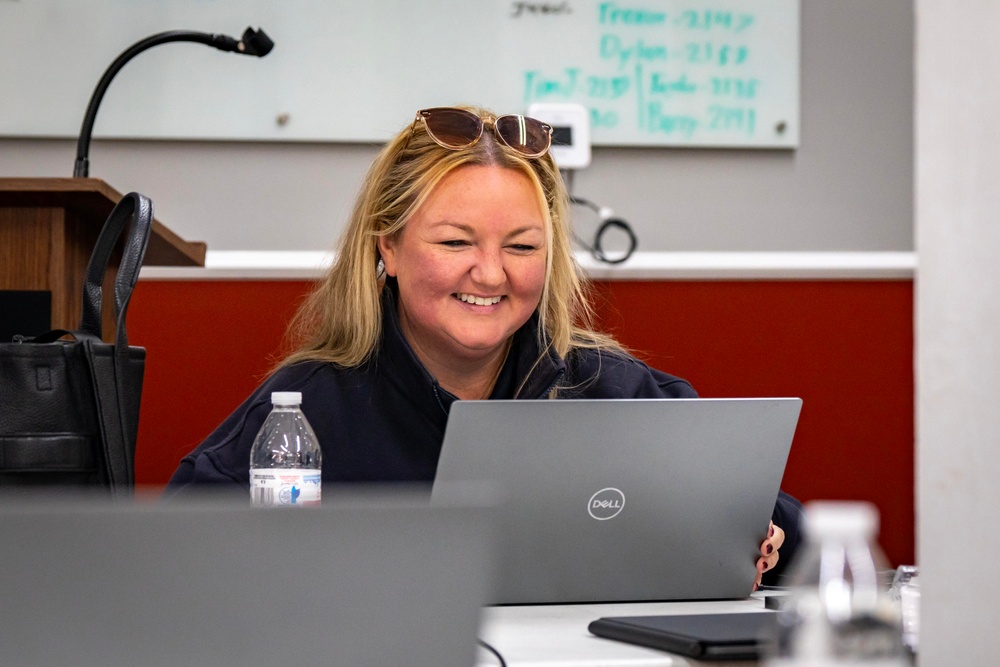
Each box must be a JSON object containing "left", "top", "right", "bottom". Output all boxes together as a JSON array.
[{"left": 73, "top": 27, "right": 274, "bottom": 178}]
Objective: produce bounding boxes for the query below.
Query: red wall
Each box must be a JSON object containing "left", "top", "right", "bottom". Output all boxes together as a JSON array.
[{"left": 129, "top": 279, "right": 914, "bottom": 565}]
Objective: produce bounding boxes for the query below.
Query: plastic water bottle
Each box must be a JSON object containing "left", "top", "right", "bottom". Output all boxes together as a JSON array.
[
  {"left": 767, "top": 501, "right": 910, "bottom": 666},
  {"left": 249, "top": 392, "right": 322, "bottom": 507}
]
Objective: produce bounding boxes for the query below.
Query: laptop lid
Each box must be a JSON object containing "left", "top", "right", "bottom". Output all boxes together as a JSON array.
[
  {"left": 0, "top": 493, "right": 495, "bottom": 667},
  {"left": 432, "top": 398, "right": 802, "bottom": 604}
]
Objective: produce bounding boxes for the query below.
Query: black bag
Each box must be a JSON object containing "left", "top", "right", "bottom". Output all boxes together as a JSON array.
[{"left": 0, "top": 192, "right": 152, "bottom": 491}]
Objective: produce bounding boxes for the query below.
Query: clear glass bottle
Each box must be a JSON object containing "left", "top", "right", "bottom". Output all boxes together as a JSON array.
[
  {"left": 249, "top": 391, "right": 322, "bottom": 507},
  {"left": 767, "top": 501, "right": 910, "bottom": 666}
]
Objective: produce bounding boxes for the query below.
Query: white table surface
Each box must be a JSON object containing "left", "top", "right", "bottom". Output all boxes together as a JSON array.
[{"left": 476, "top": 595, "right": 772, "bottom": 666}]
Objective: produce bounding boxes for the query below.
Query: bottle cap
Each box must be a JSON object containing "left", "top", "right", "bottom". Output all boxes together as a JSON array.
[
  {"left": 803, "top": 501, "right": 879, "bottom": 539},
  {"left": 270, "top": 391, "right": 302, "bottom": 406}
]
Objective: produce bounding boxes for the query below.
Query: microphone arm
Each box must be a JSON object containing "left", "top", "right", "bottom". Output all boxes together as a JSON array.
[{"left": 73, "top": 27, "right": 274, "bottom": 178}]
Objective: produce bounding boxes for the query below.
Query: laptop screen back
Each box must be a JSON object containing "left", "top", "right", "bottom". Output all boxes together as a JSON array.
[
  {"left": 432, "top": 398, "right": 801, "bottom": 604},
  {"left": 0, "top": 494, "right": 494, "bottom": 667}
]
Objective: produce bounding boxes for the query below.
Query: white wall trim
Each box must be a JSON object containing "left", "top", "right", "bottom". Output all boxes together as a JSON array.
[
  {"left": 138, "top": 250, "right": 917, "bottom": 281},
  {"left": 576, "top": 251, "right": 916, "bottom": 280}
]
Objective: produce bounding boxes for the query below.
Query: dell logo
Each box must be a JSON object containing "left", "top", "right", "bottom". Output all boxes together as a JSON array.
[{"left": 588, "top": 487, "right": 625, "bottom": 520}]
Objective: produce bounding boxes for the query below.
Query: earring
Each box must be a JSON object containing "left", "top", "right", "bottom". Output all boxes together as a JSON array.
[{"left": 376, "top": 258, "right": 386, "bottom": 278}]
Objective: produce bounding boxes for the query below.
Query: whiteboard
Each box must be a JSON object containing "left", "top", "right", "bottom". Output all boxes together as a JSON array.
[{"left": 0, "top": 0, "right": 799, "bottom": 147}]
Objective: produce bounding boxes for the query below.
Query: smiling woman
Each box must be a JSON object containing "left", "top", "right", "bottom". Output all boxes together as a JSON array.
[
  {"left": 377, "top": 165, "right": 548, "bottom": 399},
  {"left": 166, "top": 104, "right": 801, "bottom": 589}
]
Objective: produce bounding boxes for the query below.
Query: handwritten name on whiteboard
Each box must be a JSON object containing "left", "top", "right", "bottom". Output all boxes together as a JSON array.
[{"left": 515, "top": 1, "right": 799, "bottom": 147}]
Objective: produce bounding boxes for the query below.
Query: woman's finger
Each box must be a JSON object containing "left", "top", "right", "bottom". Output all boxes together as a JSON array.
[
  {"left": 754, "top": 522, "right": 786, "bottom": 590},
  {"left": 770, "top": 522, "right": 785, "bottom": 550},
  {"left": 760, "top": 522, "right": 786, "bottom": 556},
  {"left": 757, "top": 551, "right": 780, "bottom": 573}
]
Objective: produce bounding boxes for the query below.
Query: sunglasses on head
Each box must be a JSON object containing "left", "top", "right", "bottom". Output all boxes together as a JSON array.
[{"left": 412, "top": 107, "right": 553, "bottom": 158}]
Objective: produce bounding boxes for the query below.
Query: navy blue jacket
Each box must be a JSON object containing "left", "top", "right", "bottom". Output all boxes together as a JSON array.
[{"left": 168, "top": 286, "right": 802, "bottom": 580}]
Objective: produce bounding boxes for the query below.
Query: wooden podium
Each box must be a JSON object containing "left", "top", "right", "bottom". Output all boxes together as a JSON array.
[{"left": 0, "top": 178, "right": 206, "bottom": 341}]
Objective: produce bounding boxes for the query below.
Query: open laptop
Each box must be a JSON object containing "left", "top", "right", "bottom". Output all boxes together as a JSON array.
[
  {"left": 0, "top": 492, "right": 495, "bottom": 667},
  {"left": 432, "top": 398, "right": 802, "bottom": 604}
]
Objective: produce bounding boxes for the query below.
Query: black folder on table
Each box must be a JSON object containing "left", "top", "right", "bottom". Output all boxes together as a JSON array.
[{"left": 588, "top": 612, "right": 778, "bottom": 661}]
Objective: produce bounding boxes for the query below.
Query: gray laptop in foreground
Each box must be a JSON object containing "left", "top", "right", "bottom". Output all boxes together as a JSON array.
[
  {"left": 0, "top": 493, "right": 494, "bottom": 667},
  {"left": 432, "top": 398, "right": 802, "bottom": 605}
]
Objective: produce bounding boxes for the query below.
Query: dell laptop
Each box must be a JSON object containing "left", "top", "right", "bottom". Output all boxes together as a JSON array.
[
  {"left": 432, "top": 397, "right": 802, "bottom": 604},
  {"left": 0, "top": 492, "right": 495, "bottom": 666}
]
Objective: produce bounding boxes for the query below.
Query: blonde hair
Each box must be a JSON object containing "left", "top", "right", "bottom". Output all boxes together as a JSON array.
[{"left": 281, "top": 105, "right": 619, "bottom": 371}]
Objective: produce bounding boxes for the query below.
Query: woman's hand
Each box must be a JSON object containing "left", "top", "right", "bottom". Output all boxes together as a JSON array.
[{"left": 754, "top": 521, "right": 784, "bottom": 590}]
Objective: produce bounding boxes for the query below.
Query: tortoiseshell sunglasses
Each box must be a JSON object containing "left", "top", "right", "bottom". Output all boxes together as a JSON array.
[{"left": 411, "top": 107, "right": 553, "bottom": 158}]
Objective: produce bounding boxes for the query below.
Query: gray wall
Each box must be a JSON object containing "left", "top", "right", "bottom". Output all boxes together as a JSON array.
[
  {"left": 0, "top": 0, "right": 913, "bottom": 254},
  {"left": 916, "top": 1, "right": 1000, "bottom": 663}
]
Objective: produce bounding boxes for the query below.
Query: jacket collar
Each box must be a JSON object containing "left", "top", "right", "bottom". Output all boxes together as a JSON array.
[
  {"left": 493, "top": 310, "right": 566, "bottom": 399},
  {"left": 377, "top": 282, "right": 566, "bottom": 415}
]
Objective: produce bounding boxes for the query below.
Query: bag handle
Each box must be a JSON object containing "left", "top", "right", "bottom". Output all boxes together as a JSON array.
[
  {"left": 80, "top": 192, "right": 153, "bottom": 344},
  {"left": 89, "top": 192, "right": 153, "bottom": 491},
  {"left": 26, "top": 192, "right": 153, "bottom": 346}
]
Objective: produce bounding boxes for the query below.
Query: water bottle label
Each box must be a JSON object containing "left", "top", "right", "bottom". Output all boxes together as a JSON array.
[{"left": 250, "top": 469, "right": 322, "bottom": 507}]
